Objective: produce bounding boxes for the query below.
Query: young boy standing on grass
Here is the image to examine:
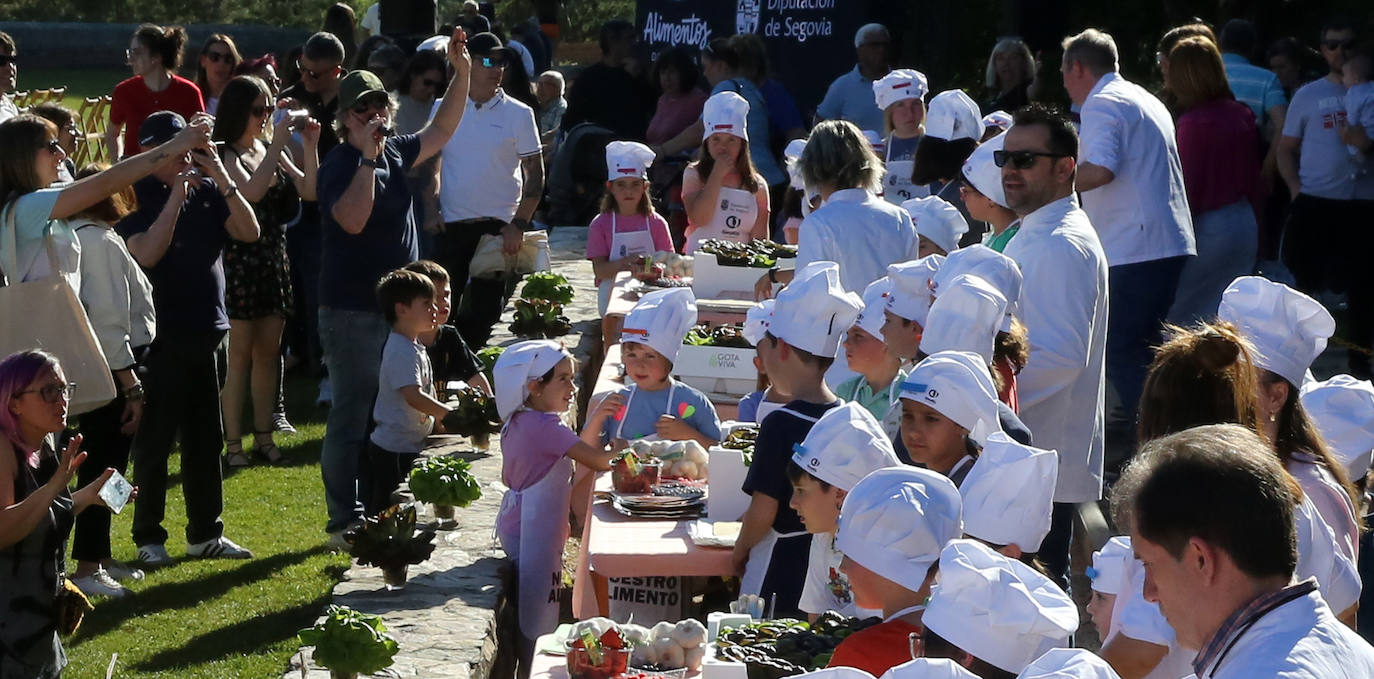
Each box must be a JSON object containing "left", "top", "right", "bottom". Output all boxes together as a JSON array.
[
  {"left": 733, "top": 261, "right": 863, "bottom": 618},
  {"left": 366, "top": 269, "right": 454, "bottom": 515}
]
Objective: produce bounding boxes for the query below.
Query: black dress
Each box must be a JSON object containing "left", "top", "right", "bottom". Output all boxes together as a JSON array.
[{"left": 224, "top": 157, "right": 298, "bottom": 321}]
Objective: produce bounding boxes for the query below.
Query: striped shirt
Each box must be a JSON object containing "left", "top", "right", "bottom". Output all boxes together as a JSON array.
[
  {"left": 1222, "top": 53, "right": 1288, "bottom": 129},
  {"left": 1192, "top": 578, "right": 1319, "bottom": 677}
]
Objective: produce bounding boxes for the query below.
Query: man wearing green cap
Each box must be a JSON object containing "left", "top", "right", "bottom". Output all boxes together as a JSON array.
[{"left": 315, "top": 28, "right": 472, "bottom": 543}]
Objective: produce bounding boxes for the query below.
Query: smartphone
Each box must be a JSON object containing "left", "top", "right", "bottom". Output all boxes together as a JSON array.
[{"left": 98, "top": 470, "right": 134, "bottom": 514}]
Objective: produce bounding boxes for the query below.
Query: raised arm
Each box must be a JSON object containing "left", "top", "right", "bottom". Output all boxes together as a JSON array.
[
  {"left": 416, "top": 29, "right": 473, "bottom": 165},
  {"left": 191, "top": 145, "right": 260, "bottom": 244},
  {"left": 58, "top": 117, "right": 210, "bottom": 220}
]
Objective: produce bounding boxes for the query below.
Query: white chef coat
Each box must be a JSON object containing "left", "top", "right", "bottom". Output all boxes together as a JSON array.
[
  {"left": 1001, "top": 194, "right": 1109, "bottom": 502},
  {"left": 1077, "top": 72, "right": 1195, "bottom": 267},
  {"left": 795, "top": 188, "right": 921, "bottom": 295},
  {"left": 1199, "top": 586, "right": 1374, "bottom": 679},
  {"left": 1288, "top": 454, "right": 1360, "bottom": 563},
  {"left": 1293, "top": 493, "right": 1361, "bottom": 615}
]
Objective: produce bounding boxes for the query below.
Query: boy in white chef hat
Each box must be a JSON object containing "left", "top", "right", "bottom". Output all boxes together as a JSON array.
[
  {"left": 957, "top": 133, "right": 1019, "bottom": 253},
  {"left": 588, "top": 140, "right": 674, "bottom": 313},
  {"left": 880, "top": 659, "right": 979, "bottom": 679},
  {"left": 881, "top": 255, "right": 945, "bottom": 362},
  {"left": 835, "top": 278, "right": 908, "bottom": 428},
  {"left": 930, "top": 246, "right": 1029, "bottom": 408},
  {"left": 1083, "top": 535, "right": 1132, "bottom": 641},
  {"left": 919, "top": 274, "right": 1008, "bottom": 366},
  {"left": 582, "top": 288, "right": 722, "bottom": 450},
  {"left": 785, "top": 402, "right": 901, "bottom": 620},
  {"left": 1017, "top": 649, "right": 1121, "bottom": 679},
  {"left": 827, "top": 467, "right": 964, "bottom": 677},
  {"left": 958, "top": 432, "right": 1058, "bottom": 561},
  {"left": 898, "top": 351, "right": 1003, "bottom": 486},
  {"left": 903, "top": 195, "right": 969, "bottom": 257},
  {"left": 1301, "top": 375, "right": 1374, "bottom": 482},
  {"left": 735, "top": 261, "right": 863, "bottom": 618},
  {"left": 737, "top": 300, "right": 793, "bottom": 424},
  {"left": 920, "top": 540, "right": 1077, "bottom": 677},
  {"left": 872, "top": 68, "right": 932, "bottom": 207}
]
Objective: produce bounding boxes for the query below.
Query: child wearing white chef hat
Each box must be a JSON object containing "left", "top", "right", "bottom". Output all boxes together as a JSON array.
[
  {"left": 587, "top": 140, "right": 674, "bottom": 314},
  {"left": 881, "top": 255, "right": 945, "bottom": 361},
  {"left": 872, "top": 68, "right": 932, "bottom": 207},
  {"left": 912, "top": 90, "right": 984, "bottom": 249},
  {"left": 737, "top": 299, "right": 793, "bottom": 424},
  {"left": 1017, "top": 649, "right": 1121, "bottom": 679},
  {"left": 494, "top": 340, "right": 618, "bottom": 650},
  {"left": 785, "top": 402, "right": 902, "bottom": 620},
  {"left": 835, "top": 278, "right": 908, "bottom": 427},
  {"left": 958, "top": 432, "right": 1058, "bottom": 562},
  {"left": 1301, "top": 375, "right": 1374, "bottom": 482},
  {"left": 781, "top": 138, "right": 817, "bottom": 244},
  {"left": 827, "top": 467, "right": 964, "bottom": 676},
  {"left": 919, "top": 274, "right": 1007, "bottom": 367},
  {"left": 582, "top": 288, "right": 723, "bottom": 450},
  {"left": 903, "top": 196, "right": 969, "bottom": 257},
  {"left": 682, "top": 91, "right": 770, "bottom": 254},
  {"left": 898, "top": 351, "right": 1003, "bottom": 486},
  {"left": 880, "top": 659, "right": 979, "bottom": 679},
  {"left": 1083, "top": 535, "right": 1132, "bottom": 640},
  {"left": 920, "top": 540, "right": 1077, "bottom": 676},
  {"left": 736, "top": 261, "right": 863, "bottom": 618},
  {"left": 957, "top": 133, "right": 1018, "bottom": 253},
  {"left": 931, "top": 246, "right": 1027, "bottom": 407}
]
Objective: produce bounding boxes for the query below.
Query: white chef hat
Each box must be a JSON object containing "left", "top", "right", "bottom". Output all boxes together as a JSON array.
[
  {"left": 784, "top": 138, "right": 808, "bottom": 190},
  {"left": 835, "top": 466, "right": 964, "bottom": 591},
  {"left": 862, "top": 129, "right": 885, "bottom": 156},
  {"left": 1300, "top": 374, "right": 1374, "bottom": 479},
  {"left": 886, "top": 255, "right": 945, "bottom": 325},
  {"left": 1087, "top": 536, "right": 1132, "bottom": 595},
  {"left": 933, "top": 244, "right": 1021, "bottom": 332},
  {"left": 621, "top": 287, "right": 698, "bottom": 364},
  {"left": 798, "top": 668, "right": 877, "bottom": 679},
  {"left": 493, "top": 340, "right": 572, "bottom": 420},
  {"left": 924, "top": 90, "right": 983, "bottom": 142},
  {"left": 903, "top": 196, "right": 969, "bottom": 255},
  {"left": 852, "top": 277, "right": 893, "bottom": 340},
  {"left": 880, "top": 659, "right": 979, "bottom": 679},
  {"left": 899, "top": 351, "right": 1001, "bottom": 444},
  {"left": 743, "top": 299, "right": 775, "bottom": 347},
  {"left": 770, "top": 261, "right": 864, "bottom": 357},
  {"left": 792, "top": 402, "right": 902, "bottom": 491},
  {"left": 919, "top": 274, "right": 1007, "bottom": 365},
  {"left": 982, "top": 111, "right": 1012, "bottom": 132},
  {"left": 960, "top": 131, "right": 1008, "bottom": 209},
  {"left": 873, "top": 69, "right": 930, "bottom": 112},
  {"left": 1218, "top": 276, "right": 1334, "bottom": 386},
  {"left": 959, "top": 432, "right": 1058, "bottom": 553},
  {"left": 924, "top": 540, "right": 1078, "bottom": 674},
  {"left": 1017, "top": 649, "right": 1121, "bottom": 679},
  {"left": 702, "top": 91, "right": 750, "bottom": 142},
  {"left": 605, "top": 140, "right": 657, "bottom": 180}
]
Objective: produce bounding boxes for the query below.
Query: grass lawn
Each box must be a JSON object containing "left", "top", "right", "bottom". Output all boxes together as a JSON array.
[{"left": 63, "top": 374, "right": 350, "bottom": 679}]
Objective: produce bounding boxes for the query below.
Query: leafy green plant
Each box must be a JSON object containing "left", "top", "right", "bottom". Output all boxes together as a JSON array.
[
  {"left": 521, "top": 272, "right": 575, "bottom": 305},
  {"left": 440, "top": 385, "right": 502, "bottom": 437},
  {"left": 345, "top": 504, "right": 436, "bottom": 572},
  {"left": 408, "top": 456, "right": 483, "bottom": 508},
  {"left": 683, "top": 323, "right": 751, "bottom": 348},
  {"left": 477, "top": 346, "right": 505, "bottom": 382},
  {"left": 297, "top": 605, "right": 400, "bottom": 676},
  {"left": 510, "top": 298, "right": 573, "bottom": 338}
]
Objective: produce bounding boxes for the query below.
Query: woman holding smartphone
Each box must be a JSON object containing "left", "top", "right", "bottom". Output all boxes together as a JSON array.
[{"left": 212, "top": 75, "right": 320, "bottom": 468}]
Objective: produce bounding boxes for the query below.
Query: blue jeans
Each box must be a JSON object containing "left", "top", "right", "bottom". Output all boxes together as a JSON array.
[
  {"left": 1167, "top": 200, "right": 1258, "bottom": 326},
  {"left": 318, "top": 307, "right": 390, "bottom": 532}
]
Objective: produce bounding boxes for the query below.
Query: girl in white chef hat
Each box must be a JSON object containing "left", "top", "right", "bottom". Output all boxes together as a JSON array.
[
  {"left": 897, "top": 351, "right": 1003, "bottom": 487},
  {"left": 492, "top": 341, "right": 618, "bottom": 665},
  {"left": 872, "top": 68, "right": 932, "bottom": 206},
  {"left": 588, "top": 140, "right": 675, "bottom": 314},
  {"left": 680, "top": 90, "right": 771, "bottom": 254}
]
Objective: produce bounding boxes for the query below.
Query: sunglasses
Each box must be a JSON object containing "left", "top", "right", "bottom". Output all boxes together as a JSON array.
[
  {"left": 298, "top": 61, "right": 341, "bottom": 80},
  {"left": 0, "top": 55, "right": 14, "bottom": 67},
  {"left": 15, "top": 381, "right": 76, "bottom": 404},
  {"left": 250, "top": 105, "right": 270, "bottom": 117},
  {"left": 993, "top": 149, "right": 1071, "bottom": 169},
  {"left": 1323, "top": 39, "right": 1355, "bottom": 51},
  {"left": 479, "top": 55, "right": 507, "bottom": 69},
  {"left": 352, "top": 96, "right": 389, "bottom": 115},
  {"left": 44, "top": 138, "right": 64, "bottom": 154}
]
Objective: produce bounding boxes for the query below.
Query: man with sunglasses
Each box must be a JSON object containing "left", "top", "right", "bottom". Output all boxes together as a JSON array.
[
  {"left": 432, "top": 31, "right": 544, "bottom": 349},
  {"left": 998, "top": 104, "right": 1108, "bottom": 592},
  {"left": 1276, "top": 17, "right": 1371, "bottom": 378},
  {"left": 278, "top": 32, "right": 347, "bottom": 156},
  {"left": 0, "top": 32, "right": 18, "bottom": 124}
]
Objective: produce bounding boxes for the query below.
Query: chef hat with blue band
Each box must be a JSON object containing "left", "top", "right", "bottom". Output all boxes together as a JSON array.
[
  {"left": 873, "top": 69, "right": 930, "bottom": 112},
  {"left": 702, "top": 91, "right": 750, "bottom": 142},
  {"left": 933, "top": 244, "right": 1021, "bottom": 332},
  {"left": 769, "top": 261, "right": 864, "bottom": 357},
  {"left": 1218, "top": 276, "right": 1334, "bottom": 386},
  {"left": 1018, "top": 649, "right": 1121, "bottom": 679},
  {"left": 903, "top": 196, "right": 969, "bottom": 255},
  {"left": 880, "top": 659, "right": 979, "bottom": 679},
  {"left": 605, "top": 140, "right": 657, "bottom": 180},
  {"left": 835, "top": 466, "right": 963, "bottom": 591},
  {"left": 852, "top": 277, "right": 893, "bottom": 340},
  {"left": 1300, "top": 375, "right": 1374, "bottom": 479},
  {"left": 961, "top": 132, "right": 1009, "bottom": 209},
  {"left": 919, "top": 274, "right": 1007, "bottom": 364},
  {"left": 959, "top": 432, "right": 1058, "bottom": 553},
  {"left": 493, "top": 340, "right": 572, "bottom": 420},
  {"left": 621, "top": 287, "right": 698, "bottom": 364},
  {"left": 791, "top": 402, "right": 901, "bottom": 491},
  {"left": 900, "top": 351, "right": 1001, "bottom": 444},
  {"left": 743, "top": 299, "right": 775, "bottom": 347},
  {"left": 886, "top": 255, "right": 945, "bottom": 325},
  {"left": 1087, "top": 536, "right": 1132, "bottom": 595}
]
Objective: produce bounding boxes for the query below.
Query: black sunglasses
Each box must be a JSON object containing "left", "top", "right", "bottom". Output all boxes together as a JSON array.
[
  {"left": 1323, "top": 39, "right": 1355, "bottom": 51},
  {"left": 204, "top": 51, "right": 234, "bottom": 64},
  {"left": 993, "top": 149, "right": 1071, "bottom": 169},
  {"left": 0, "top": 55, "right": 14, "bottom": 67},
  {"left": 45, "top": 139, "right": 64, "bottom": 154}
]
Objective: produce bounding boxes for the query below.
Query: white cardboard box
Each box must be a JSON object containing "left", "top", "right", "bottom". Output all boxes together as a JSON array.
[
  {"left": 690, "top": 253, "right": 793, "bottom": 301},
  {"left": 707, "top": 446, "right": 751, "bottom": 521},
  {"left": 673, "top": 343, "right": 759, "bottom": 397}
]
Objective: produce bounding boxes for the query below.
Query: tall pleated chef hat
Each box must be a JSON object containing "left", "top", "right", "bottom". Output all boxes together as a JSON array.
[
  {"left": 835, "top": 466, "right": 964, "bottom": 591},
  {"left": 621, "top": 287, "right": 698, "bottom": 364},
  {"left": 1300, "top": 374, "right": 1374, "bottom": 479},
  {"left": 932, "top": 244, "right": 1021, "bottom": 332},
  {"left": 959, "top": 432, "right": 1058, "bottom": 553},
  {"left": 1087, "top": 536, "right": 1132, "bottom": 595},
  {"left": 792, "top": 401, "right": 902, "bottom": 491},
  {"left": 702, "top": 90, "right": 750, "bottom": 142},
  {"left": 919, "top": 274, "right": 1007, "bottom": 365},
  {"left": 769, "top": 261, "right": 864, "bottom": 357},
  {"left": 873, "top": 68, "right": 930, "bottom": 111},
  {"left": 924, "top": 89, "right": 983, "bottom": 142},
  {"left": 899, "top": 350, "right": 1002, "bottom": 445},
  {"left": 903, "top": 195, "right": 969, "bottom": 255},
  {"left": 1218, "top": 275, "right": 1334, "bottom": 386},
  {"left": 886, "top": 255, "right": 945, "bottom": 326},
  {"left": 605, "top": 140, "right": 657, "bottom": 181}
]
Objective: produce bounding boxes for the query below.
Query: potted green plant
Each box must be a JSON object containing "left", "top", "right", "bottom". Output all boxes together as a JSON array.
[
  {"left": 509, "top": 298, "right": 573, "bottom": 338},
  {"left": 520, "top": 271, "right": 576, "bottom": 304},
  {"left": 345, "top": 504, "right": 437, "bottom": 589},
  {"left": 408, "top": 455, "right": 483, "bottom": 522},
  {"left": 440, "top": 385, "right": 502, "bottom": 451},
  {"left": 297, "top": 605, "right": 400, "bottom": 679},
  {"left": 477, "top": 346, "right": 505, "bottom": 384}
]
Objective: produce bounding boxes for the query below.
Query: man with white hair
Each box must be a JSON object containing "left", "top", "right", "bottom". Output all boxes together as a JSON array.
[
  {"left": 815, "top": 24, "right": 892, "bottom": 133},
  {"left": 536, "top": 70, "right": 566, "bottom": 136}
]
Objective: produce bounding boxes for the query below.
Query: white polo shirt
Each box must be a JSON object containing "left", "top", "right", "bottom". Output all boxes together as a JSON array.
[
  {"left": 1077, "top": 72, "right": 1195, "bottom": 267},
  {"left": 433, "top": 89, "right": 541, "bottom": 223},
  {"left": 795, "top": 188, "right": 921, "bottom": 294}
]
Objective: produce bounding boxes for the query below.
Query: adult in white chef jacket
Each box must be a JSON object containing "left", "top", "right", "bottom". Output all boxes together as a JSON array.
[
  {"left": 755, "top": 120, "right": 921, "bottom": 299},
  {"left": 998, "top": 105, "right": 1108, "bottom": 590},
  {"left": 1113, "top": 424, "right": 1374, "bottom": 679},
  {"left": 680, "top": 91, "right": 770, "bottom": 254},
  {"left": 1061, "top": 29, "right": 1194, "bottom": 472}
]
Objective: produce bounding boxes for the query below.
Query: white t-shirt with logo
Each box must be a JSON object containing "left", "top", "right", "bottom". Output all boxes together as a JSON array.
[
  {"left": 432, "top": 90, "right": 541, "bottom": 223},
  {"left": 799, "top": 531, "right": 883, "bottom": 619},
  {"left": 1282, "top": 77, "right": 1356, "bottom": 200}
]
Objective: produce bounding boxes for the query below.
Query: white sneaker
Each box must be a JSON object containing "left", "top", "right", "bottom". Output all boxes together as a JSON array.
[
  {"left": 137, "top": 544, "right": 173, "bottom": 568},
  {"left": 187, "top": 535, "right": 253, "bottom": 559},
  {"left": 71, "top": 569, "right": 131, "bottom": 598},
  {"left": 103, "top": 561, "right": 145, "bottom": 582}
]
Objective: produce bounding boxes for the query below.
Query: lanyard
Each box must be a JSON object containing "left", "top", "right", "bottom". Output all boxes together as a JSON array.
[
  {"left": 614, "top": 382, "right": 678, "bottom": 440},
  {"left": 884, "top": 603, "right": 925, "bottom": 624},
  {"left": 1205, "top": 581, "right": 1318, "bottom": 677}
]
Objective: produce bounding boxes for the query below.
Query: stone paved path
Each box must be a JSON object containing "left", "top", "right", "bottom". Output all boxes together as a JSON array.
[{"left": 283, "top": 226, "right": 596, "bottom": 679}]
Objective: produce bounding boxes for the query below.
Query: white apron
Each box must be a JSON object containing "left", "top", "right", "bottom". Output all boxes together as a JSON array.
[
  {"left": 740, "top": 405, "right": 818, "bottom": 596},
  {"left": 597, "top": 213, "right": 659, "bottom": 314},
  {"left": 498, "top": 452, "right": 573, "bottom": 641},
  {"left": 685, "top": 186, "right": 757, "bottom": 254},
  {"left": 881, "top": 134, "right": 929, "bottom": 205},
  {"left": 754, "top": 397, "right": 785, "bottom": 424},
  {"left": 614, "top": 382, "right": 677, "bottom": 442}
]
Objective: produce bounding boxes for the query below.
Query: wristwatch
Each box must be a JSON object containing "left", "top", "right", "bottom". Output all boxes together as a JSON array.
[
  {"left": 768, "top": 268, "right": 779, "bottom": 284},
  {"left": 221, "top": 183, "right": 239, "bottom": 199},
  {"left": 123, "top": 384, "right": 145, "bottom": 401},
  {"left": 360, "top": 156, "right": 382, "bottom": 169}
]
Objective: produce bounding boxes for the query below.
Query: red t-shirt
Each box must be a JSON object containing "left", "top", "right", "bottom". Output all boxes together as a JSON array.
[
  {"left": 827, "top": 619, "right": 923, "bottom": 677},
  {"left": 109, "top": 75, "right": 205, "bottom": 155}
]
